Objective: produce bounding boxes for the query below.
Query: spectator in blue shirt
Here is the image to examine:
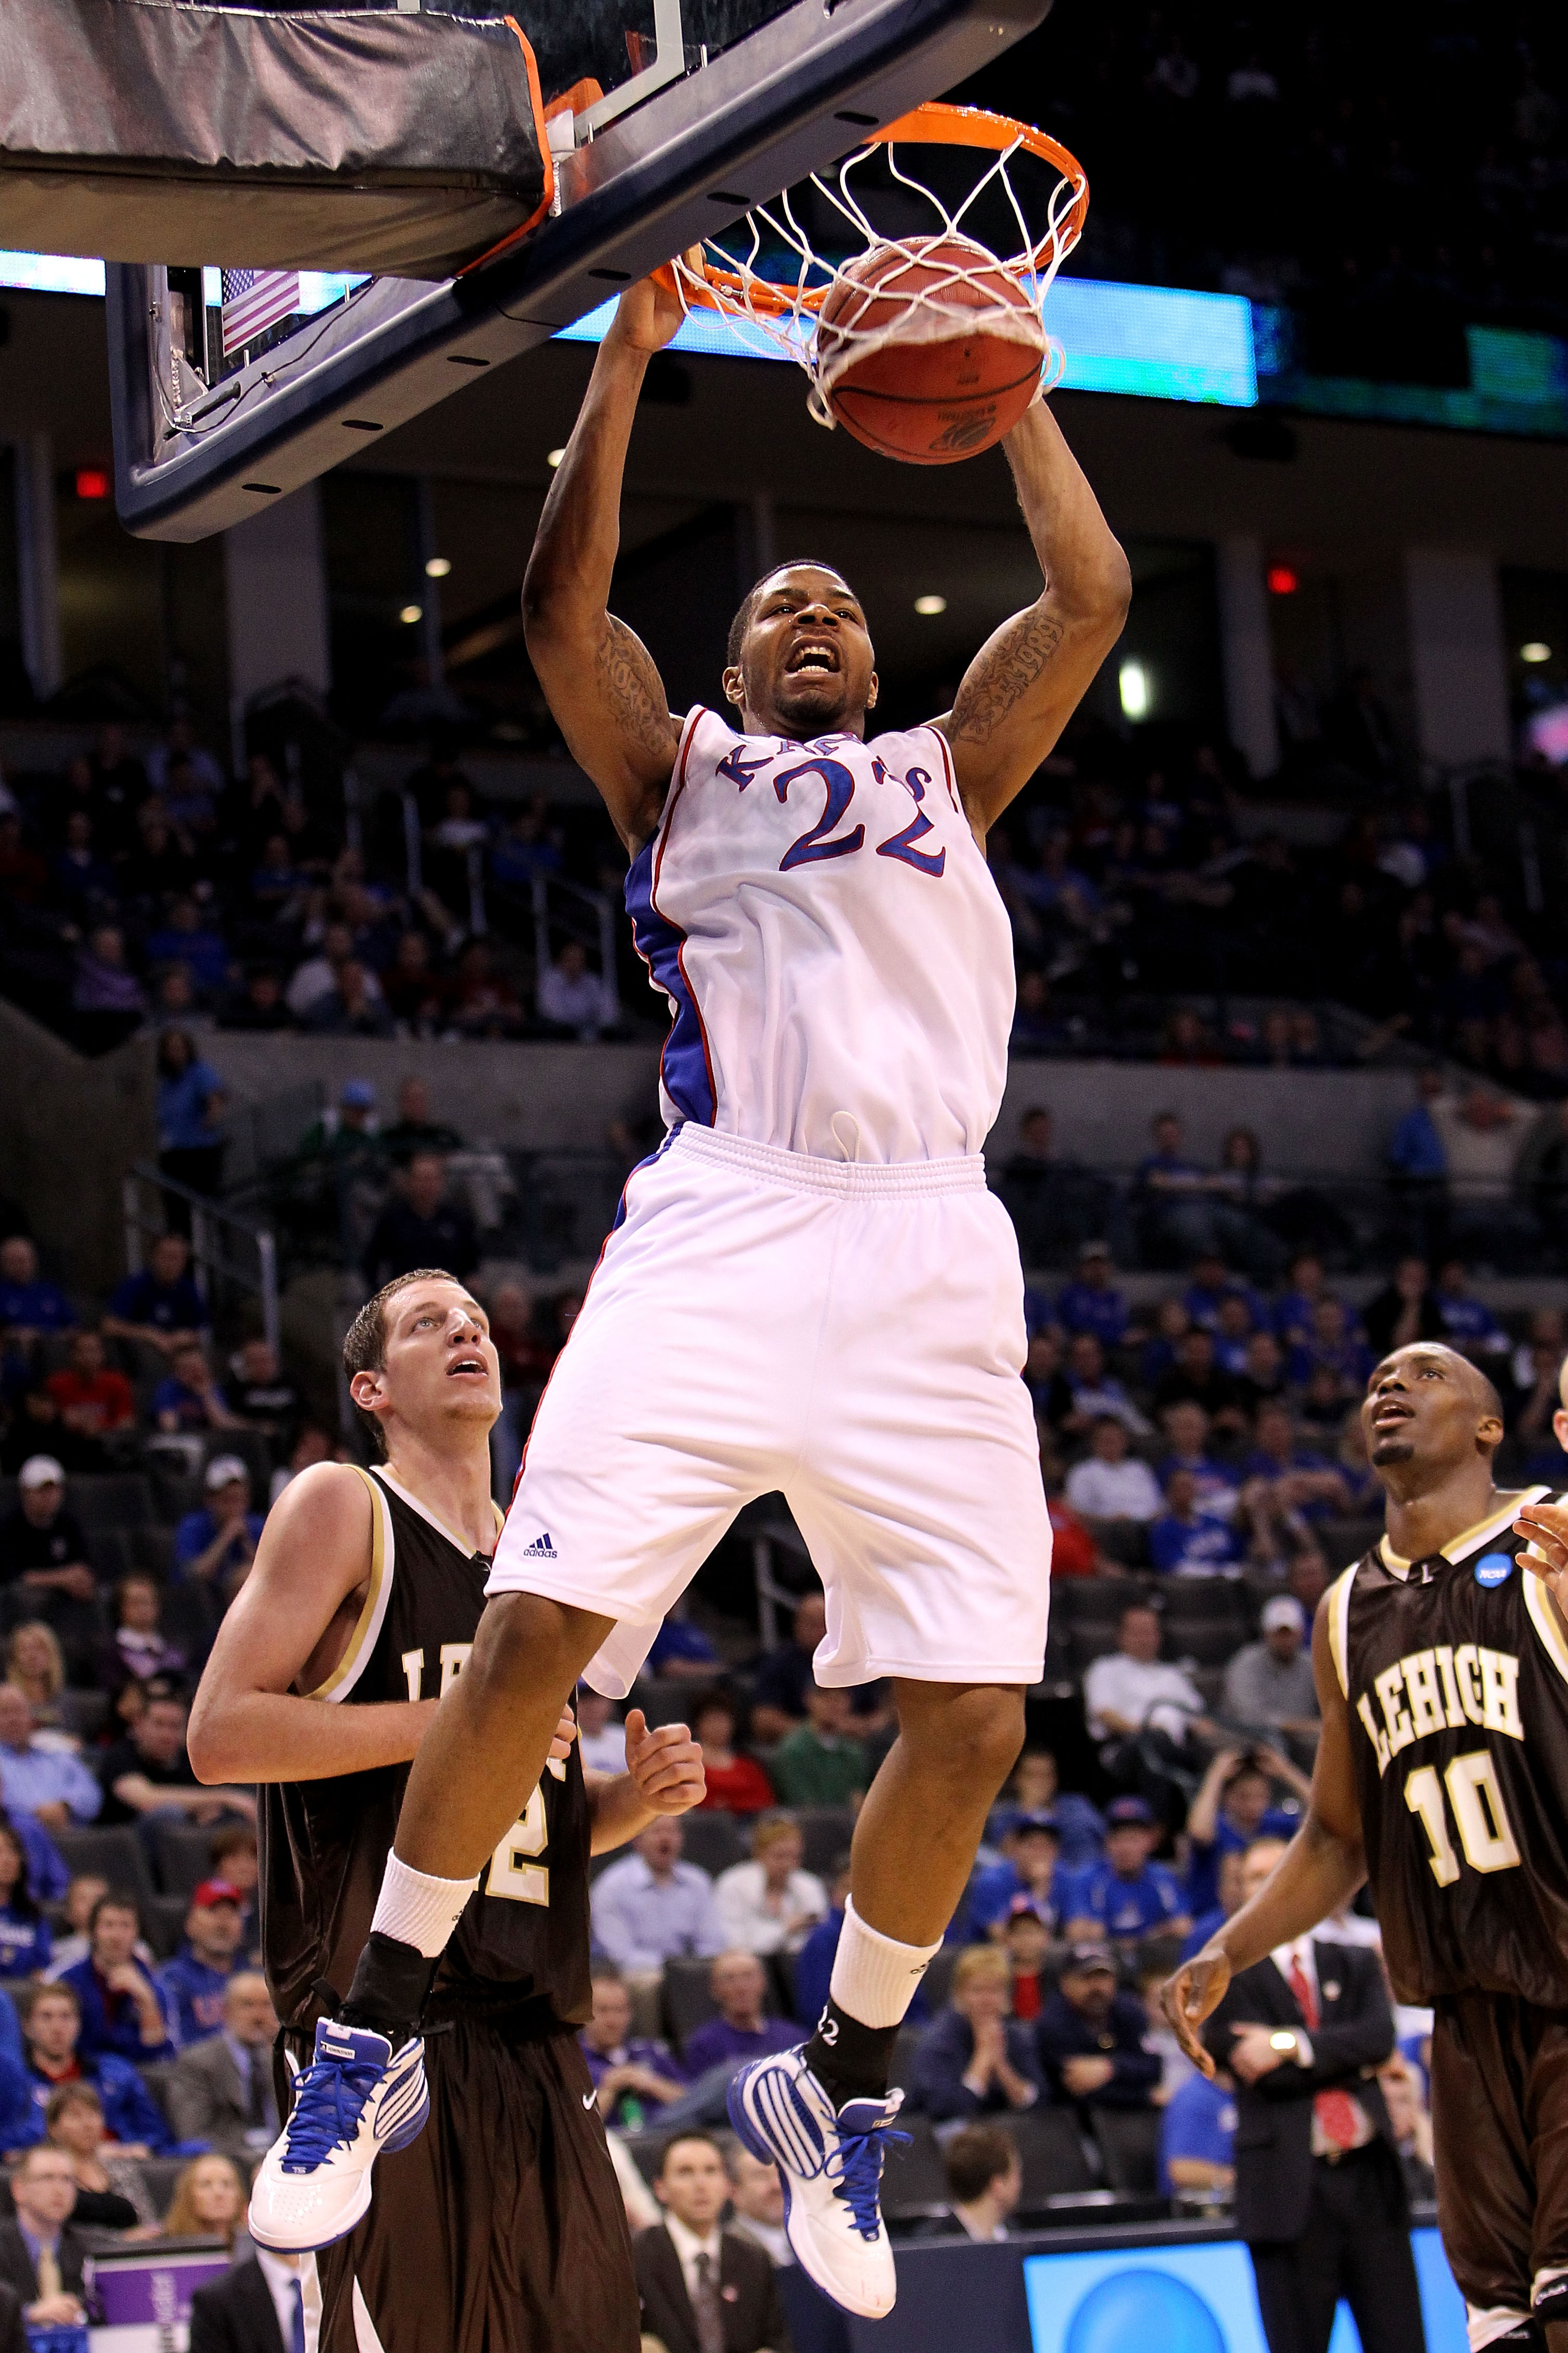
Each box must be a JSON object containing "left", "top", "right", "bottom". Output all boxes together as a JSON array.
[
  {"left": 645, "top": 1617, "right": 722, "bottom": 1679},
  {"left": 1064, "top": 1797, "right": 1191, "bottom": 1942},
  {"left": 1149, "top": 1469, "right": 1244, "bottom": 1576},
  {"left": 0, "top": 1239, "right": 75, "bottom": 1343},
  {"left": 1434, "top": 1259, "right": 1509, "bottom": 1357},
  {"left": 969, "top": 1815, "right": 1076, "bottom": 1939},
  {"left": 988, "top": 1751, "right": 1104, "bottom": 1875},
  {"left": 58, "top": 1895, "right": 173, "bottom": 2065},
  {"left": 152, "top": 1343, "right": 243, "bottom": 1437},
  {"left": 155, "top": 1029, "right": 227, "bottom": 1211},
  {"left": 910, "top": 1946, "right": 1043, "bottom": 2122},
  {"left": 1037, "top": 1943, "right": 1162, "bottom": 2112},
  {"left": 1179, "top": 1846, "right": 1247, "bottom": 1963},
  {"left": 792, "top": 1855, "right": 852, "bottom": 2029},
  {"left": 1060, "top": 1334, "right": 1150, "bottom": 1439},
  {"left": 1239, "top": 1401, "right": 1352, "bottom": 1526},
  {"left": 156, "top": 1880, "right": 247, "bottom": 2049},
  {"left": 580, "top": 1966, "right": 687, "bottom": 2128},
  {"left": 1388, "top": 1069, "right": 1448, "bottom": 1181},
  {"left": 1055, "top": 1242, "right": 1130, "bottom": 1349},
  {"left": 0, "top": 1820, "right": 48, "bottom": 1981},
  {"left": 1285, "top": 1297, "right": 1373, "bottom": 1396},
  {"left": 591, "top": 1818, "right": 724, "bottom": 1978},
  {"left": 0, "top": 1686, "right": 101, "bottom": 1829},
  {"left": 1271, "top": 1253, "right": 1329, "bottom": 1352},
  {"left": 1158, "top": 2067, "right": 1236, "bottom": 2198},
  {"left": 1155, "top": 1401, "right": 1240, "bottom": 1522},
  {"left": 1182, "top": 1251, "right": 1264, "bottom": 1336},
  {"left": 172, "top": 1458, "right": 264, "bottom": 1593},
  {"left": 103, "top": 1233, "right": 208, "bottom": 1361},
  {"left": 1184, "top": 1755, "right": 1308, "bottom": 1917},
  {"left": 5, "top": 1980, "right": 175, "bottom": 2153},
  {"left": 144, "top": 897, "right": 230, "bottom": 997}
]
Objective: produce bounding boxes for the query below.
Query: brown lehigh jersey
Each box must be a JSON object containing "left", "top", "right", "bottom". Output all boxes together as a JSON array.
[
  {"left": 260, "top": 1465, "right": 593, "bottom": 2038},
  {"left": 1330, "top": 1484, "right": 1568, "bottom": 2008}
]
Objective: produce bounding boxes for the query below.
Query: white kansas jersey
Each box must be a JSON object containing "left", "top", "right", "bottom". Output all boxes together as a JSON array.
[{"left": 625, "top": 706, "right": 1015, "bottom": 1164}]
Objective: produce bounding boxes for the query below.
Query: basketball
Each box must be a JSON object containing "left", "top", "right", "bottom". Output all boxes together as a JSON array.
[{"left": 815, "top": 234, "right": 1047, "bottom": 465}]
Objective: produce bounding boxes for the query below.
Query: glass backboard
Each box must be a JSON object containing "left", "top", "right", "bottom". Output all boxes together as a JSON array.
[{"left": 107, "top": 0, "right": 1054, "bottom": 540}]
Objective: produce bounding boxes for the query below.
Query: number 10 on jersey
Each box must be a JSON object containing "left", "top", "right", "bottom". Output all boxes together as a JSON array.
[{"left": 1405, "top": 1749, "right": 1522, "bottom": 1884}]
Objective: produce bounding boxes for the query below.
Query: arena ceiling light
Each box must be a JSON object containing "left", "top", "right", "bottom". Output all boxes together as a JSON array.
[
  {"left": 1522, "top": 641, "right": 1552, "bottom": 663},
  {"left": 399, "top": 603, "right": 423, "bottom": 624},
  {"left": 1118, "top": 659, "right": 1151, "bottom": 720},
  {"left": 1267, "top": 564, "right": 1298, "bottom": 594},
  {"left": 424, "top": 556, "right": 452, "bottom": 579},
  {"left": 546, "top": 448, "right": 566, "bottom": 470},
  {"left": 913, "top": 593, "right": 947, "bottom": 615}
]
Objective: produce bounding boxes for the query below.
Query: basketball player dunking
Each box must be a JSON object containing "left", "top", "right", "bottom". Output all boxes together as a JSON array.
[
  {"left": 189, "top": 1270, "right": 704, "bottom": 2352},
  {"left": 1164, "top": 1342, "right": 1568, "bottom": 2353},
  {"left": 249, "top": 270, "right": 1130, "bottom": 2318}
]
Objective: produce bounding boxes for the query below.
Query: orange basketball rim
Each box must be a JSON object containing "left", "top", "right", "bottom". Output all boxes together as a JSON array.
[{"left": 651, "top": 100, "right": 1090, "bottom": 430}]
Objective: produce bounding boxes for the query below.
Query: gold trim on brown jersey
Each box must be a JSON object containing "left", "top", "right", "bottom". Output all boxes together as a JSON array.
[
  {"left": 304, "top": 1465, "right": 396, "bottom": 1704},
  {"left": 1522, "top": 1556, "right": 1568, "bottom": 1690},
  {"left": 1326, "top": 1488, "right": 1552, "bottom": 1700}
]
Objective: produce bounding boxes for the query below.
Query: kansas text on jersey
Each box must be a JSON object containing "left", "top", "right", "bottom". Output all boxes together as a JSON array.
[
  {"left": 1330, "top": 1487, "right": 1568, "bottom": 2007},
  {"left": 260, "top": 1466, "right": 592, "bottom": 2035}
]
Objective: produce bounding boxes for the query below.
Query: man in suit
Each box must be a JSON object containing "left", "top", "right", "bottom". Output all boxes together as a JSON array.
[
  {"left": 1201, "top": 1837, "right": 1424, "bottom": 2353},
  {"left": 635, "top": 2133, "right": 792, "bottom": 2353},
  {"left": 0, "top": 2281, "right": 27, "bottom": 2353},
  {"left": 188, "top": 2249, "right": 306, "bottom": 2353},
  {"left": 167, "top": 1971, "right": 280, "bottom": 2155},
  {"left": 0, "top": 2142, "right": 97, "bottom": 2331}
]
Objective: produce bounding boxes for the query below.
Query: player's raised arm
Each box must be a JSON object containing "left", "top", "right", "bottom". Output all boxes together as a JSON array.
[
  {"left": 521, "top": 275, "right": 688, "bottom": 853},
  {"left": 187, "top": 1463, "right": 437, "bottom": 1784},
  {"left": 933, "top": 400, "right": 1130, "bottom": 833},
  {"left": 1160, "top": 1590, "right": 1367, "bottom": 2072}
]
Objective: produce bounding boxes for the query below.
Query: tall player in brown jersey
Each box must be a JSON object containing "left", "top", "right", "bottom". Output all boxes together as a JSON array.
[
  {"left": 1163, "top": 1339, "right": 1568, "bottom": 2353},
  {"left": 187, "top": 1268, "right": 705, "bottom": 2353}
]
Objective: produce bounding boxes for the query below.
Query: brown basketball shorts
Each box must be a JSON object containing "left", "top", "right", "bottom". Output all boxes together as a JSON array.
[
  {"left": 295, "top": 2017, "right": 641, "bottom": 2353},
  {"left": 1431, "top": 1991, "right": 1568, "bottom": 2336}
]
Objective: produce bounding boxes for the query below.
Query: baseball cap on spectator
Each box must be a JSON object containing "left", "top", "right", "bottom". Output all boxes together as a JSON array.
[
  {"left": 1262, "top": 1596, "right": 1307, "bottom": 1635},
  {"left": 205, "top": 1456, "right": 249, "bottom": 1490},
  {"left": 18, "top": 1457, "right": 65, "bottom": 1490},
  {"left": 1105, "top": 1796, "right": 1154, "bottom": 1827},
  {"left": 1011, "top": 1811, "right": 1061, "bottom": 1838},
  {"left": 340, "top": 1080, "right": 376, "bottom": 1110},
  {"left": 1065, "top": 1941, "right": 1116, "bottom": 1975},
  {"left": 190, "top": 1879, "right": 243, "bottom": 1910}
]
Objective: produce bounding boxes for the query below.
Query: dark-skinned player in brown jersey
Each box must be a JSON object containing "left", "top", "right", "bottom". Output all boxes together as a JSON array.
[
  {"left": 1163, "top": 1338, "right": 1568, "bottom": 2353},
  {"left": 188, "top": 1269, "right": 705, "bottom": 2353}
]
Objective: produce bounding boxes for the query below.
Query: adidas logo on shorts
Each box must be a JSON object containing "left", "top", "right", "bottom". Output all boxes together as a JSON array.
[{"left": 522, "top": 1532, "right": 558, "bottom": 1559}]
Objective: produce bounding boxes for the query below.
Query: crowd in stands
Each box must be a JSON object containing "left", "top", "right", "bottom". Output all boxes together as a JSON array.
[{"left": 965, "top": 0, "right": 1568, "bottom": 337}]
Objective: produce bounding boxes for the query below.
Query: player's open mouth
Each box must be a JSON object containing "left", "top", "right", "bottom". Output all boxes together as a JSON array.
[
  {"left": 1371, "top": 1399, "right": 1413, "bottom": 1426},
  {"left": 447, "top": 1357, "right": 486, "bottom": 1378},
  {"left": 786, "top": 642, "right": 839, "bottom": 675}
]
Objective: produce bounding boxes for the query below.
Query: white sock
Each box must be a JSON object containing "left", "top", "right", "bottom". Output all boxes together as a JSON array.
[
  {"left": 369, "top": 1853, "right": 478, "bottom": 1960},
  {"left": 827, "top": 1899, "right": 942, "bottom": 2031}
]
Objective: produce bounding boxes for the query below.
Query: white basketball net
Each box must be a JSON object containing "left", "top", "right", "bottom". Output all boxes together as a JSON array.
[{"left": 662, "top": 111, "right": 1087, "bottom": 431}]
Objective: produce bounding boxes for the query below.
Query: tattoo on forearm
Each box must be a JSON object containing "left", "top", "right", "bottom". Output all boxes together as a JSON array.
[
  {"left": 949, "top": 602, "right": 1066, "bottom": 744},
  {"left": 595, "top": 616, "right": 678, "bottom": 761}
]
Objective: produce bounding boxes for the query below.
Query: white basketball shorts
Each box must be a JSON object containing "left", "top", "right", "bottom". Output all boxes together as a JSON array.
[{"left": 485, "top": 1122, "right": 1052, "bottom": 1697}]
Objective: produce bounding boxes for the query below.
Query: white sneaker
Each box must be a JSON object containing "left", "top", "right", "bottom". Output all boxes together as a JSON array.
[
  {"left": 728, "top": 2044, "right": 905, "bottom": 2319},
  {"left": 248, "top": 2020, "right": 428, "bottom": 2253}
]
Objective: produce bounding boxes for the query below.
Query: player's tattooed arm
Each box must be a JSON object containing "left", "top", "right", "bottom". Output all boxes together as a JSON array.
[
  {"left": 595, "top": 616, "right": 685, "bottom": 771},
  {"left": 933, "top": 400, "right": 1130, "bottom": 838}
]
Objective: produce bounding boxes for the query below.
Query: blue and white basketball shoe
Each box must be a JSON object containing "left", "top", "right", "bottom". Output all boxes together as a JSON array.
[
  {"left": 248, "top": 2019, "right": 428, "bottom": 2252},
  {"left": 728, "top": 2044, "right": 907, "bottom": 2318}
]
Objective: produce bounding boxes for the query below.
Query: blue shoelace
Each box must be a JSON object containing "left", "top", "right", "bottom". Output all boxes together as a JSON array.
[
  {"left": 824, "top": 2117, "right": 911, "bottom": 2241},
  {"left": 279, "top": 2054, "right": 387, "bottom": 2174}
]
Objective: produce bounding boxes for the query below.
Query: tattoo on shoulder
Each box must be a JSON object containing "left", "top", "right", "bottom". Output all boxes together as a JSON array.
[
  {"left": 949, "top": 603, "right": 1066, "bottom": 745},
  {"left": 596, "top": 616, "right": 679, "bottom": 761}
]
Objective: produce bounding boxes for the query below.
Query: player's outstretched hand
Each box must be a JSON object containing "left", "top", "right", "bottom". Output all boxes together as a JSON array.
[
  {"left": 1159, "top": 1949, "right": 1232, "bottom": 2079},
  {"left": 624, "top": 1705, "right": 707, "bottom": 1816},
  {"left": 607, "top": 260, "right": 695, "bottom": 358},
  {"left": 549, "top": 1705, "right": 578, "bottom": 1765}
]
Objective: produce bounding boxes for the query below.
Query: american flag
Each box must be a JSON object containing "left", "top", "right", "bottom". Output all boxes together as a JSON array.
[{"left": 220, "top": 268, "right": 301, "bottom": 358}]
